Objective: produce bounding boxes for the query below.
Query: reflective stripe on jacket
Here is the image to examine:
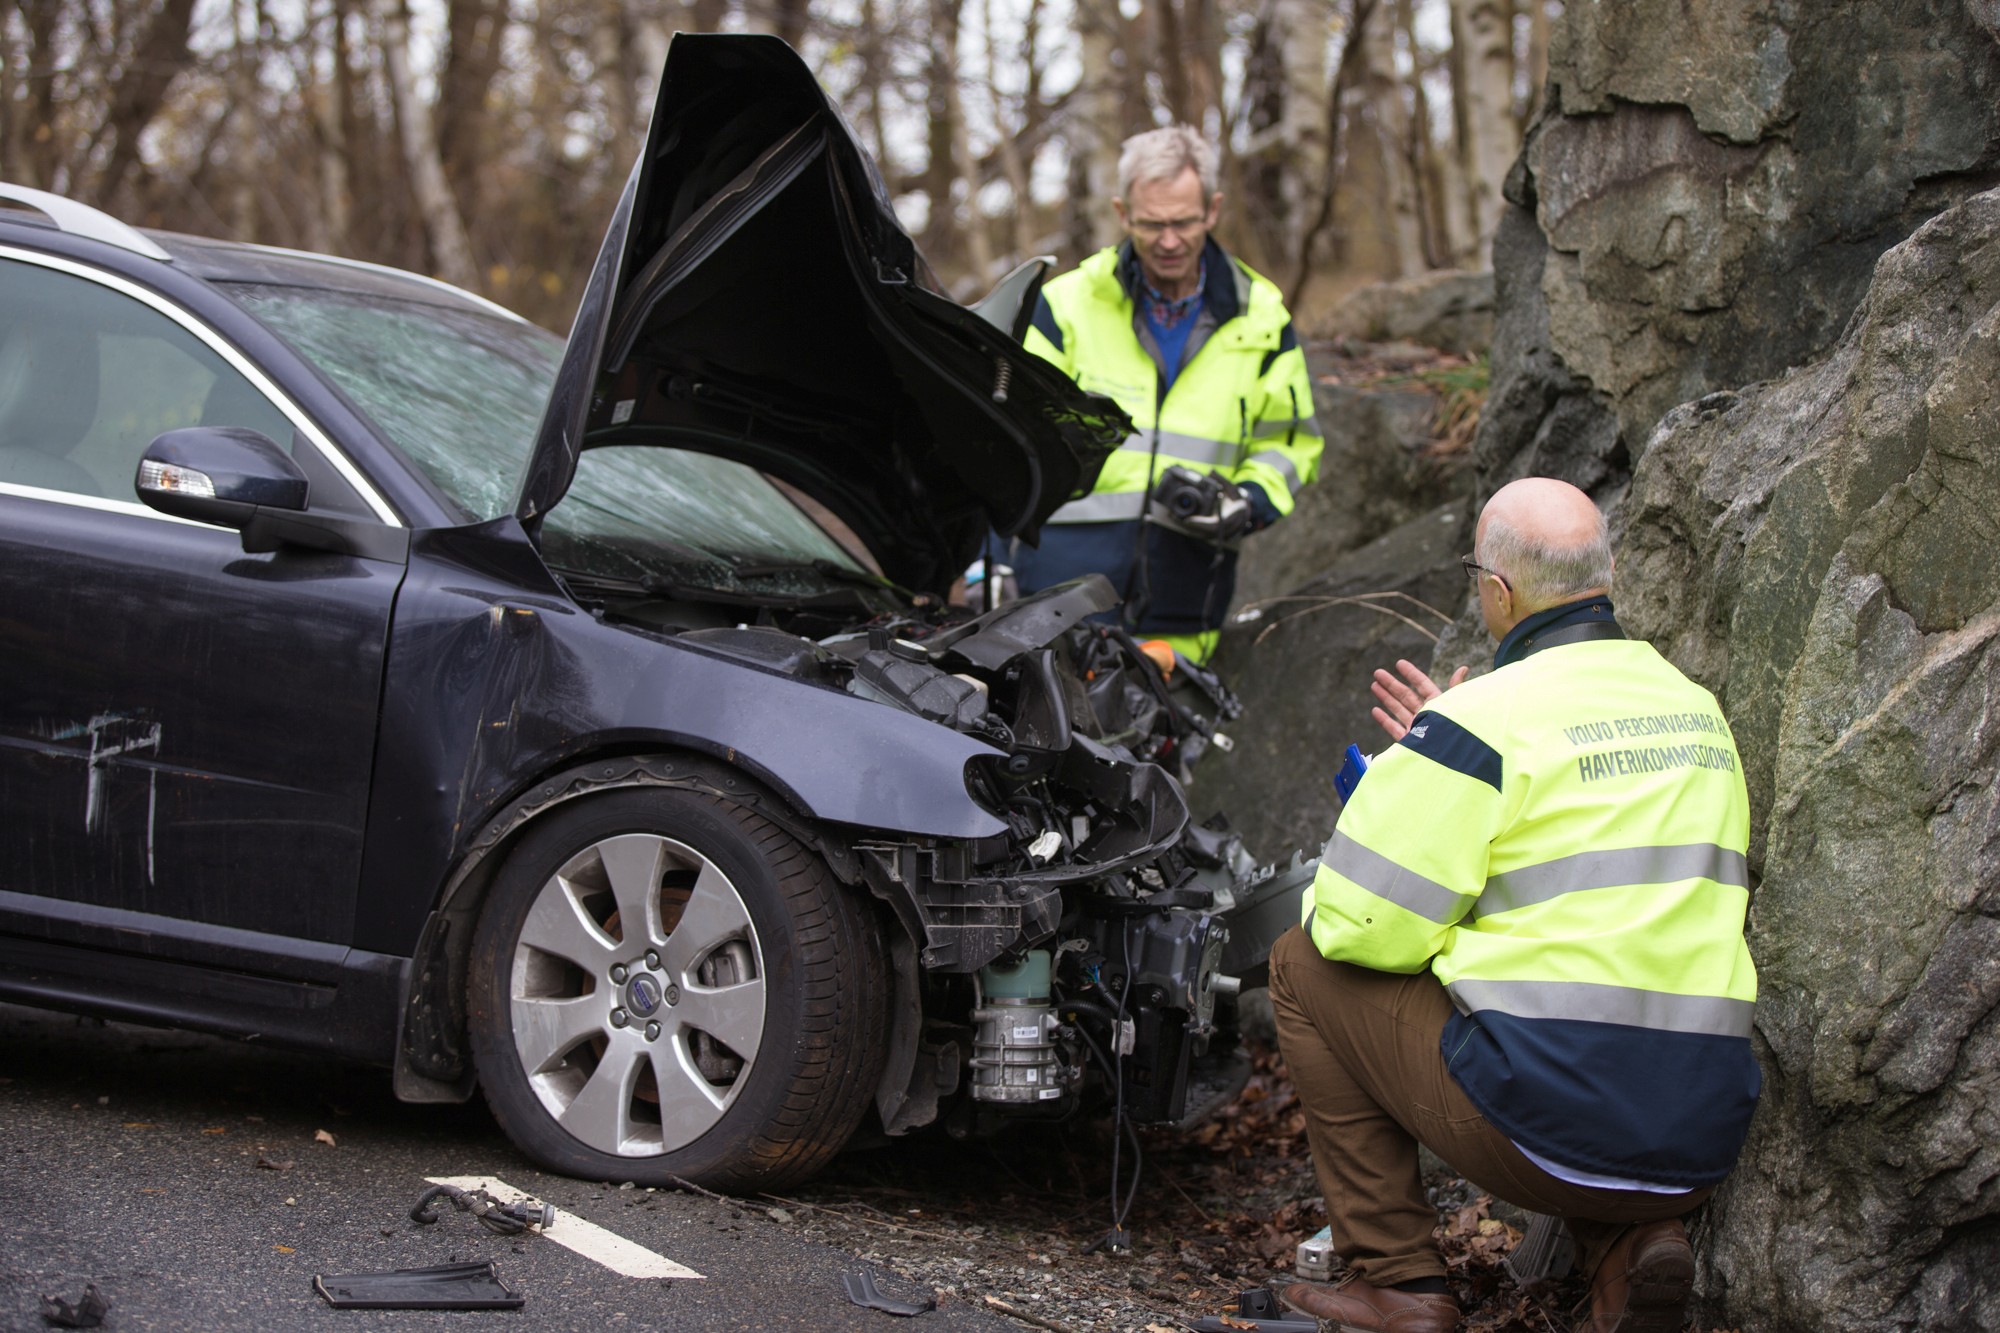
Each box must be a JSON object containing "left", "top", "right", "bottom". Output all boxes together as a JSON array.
[
  {"left": 1023, "top": 241, "right": 1323, "bottom": 523},
  {"left": 1304, "top": 613, "right": 1760, "bottom": 1187}
]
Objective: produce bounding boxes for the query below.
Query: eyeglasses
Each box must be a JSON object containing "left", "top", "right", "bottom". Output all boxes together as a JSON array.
[
  {"left": 1128, "top": 215, "right": 1207, "bottom": 239},
  {"left": 1460, "top": 556, "right": 1509, "bottom": 590}
]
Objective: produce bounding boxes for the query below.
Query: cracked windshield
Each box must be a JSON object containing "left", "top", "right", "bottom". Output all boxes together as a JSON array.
[{"left": 227, "top": 283, "right": 866, "bottom": 594}]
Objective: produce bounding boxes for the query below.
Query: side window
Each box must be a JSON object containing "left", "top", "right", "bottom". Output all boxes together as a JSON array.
[{"left": 0, "top": 258, "right": 368, "bottom": 515}]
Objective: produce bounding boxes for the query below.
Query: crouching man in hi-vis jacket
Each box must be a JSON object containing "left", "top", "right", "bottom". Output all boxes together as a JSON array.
[{"left": 1273, "top": 478, "right": 1760, "bottom": 1333}]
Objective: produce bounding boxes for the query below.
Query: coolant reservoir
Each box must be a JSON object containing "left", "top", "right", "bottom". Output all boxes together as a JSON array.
[{"left": 969, "top": 951, "right": 1064, "bottom": 1104}]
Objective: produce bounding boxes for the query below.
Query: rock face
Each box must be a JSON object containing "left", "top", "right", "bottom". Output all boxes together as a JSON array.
[
  {"left": 1215, "top": 335, "right": 1478, "bottom": 861},
  {"left": 1466, "top": 24, "right": 2000, "bottom": 1317},
  {"left": 1489, "top": 0, "right": 2000, "bottom": 495},
  {"left": 1232, "top": 348, "right": 1472, "bottom": 613},
  {"left": 1217, "top": 5, "right": 2000, "bottom": 1325},
  {"left": 1616, "top": 187, "right": 2000, "bottom": 1332},
  {"left": 1317, "top": 270, "right": 1495, "bottom": 356}
]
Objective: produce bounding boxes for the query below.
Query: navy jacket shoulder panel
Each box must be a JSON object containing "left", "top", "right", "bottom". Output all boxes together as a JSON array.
[{"left": 1398, "top": 709, "right": 1503, "bottom": 791}]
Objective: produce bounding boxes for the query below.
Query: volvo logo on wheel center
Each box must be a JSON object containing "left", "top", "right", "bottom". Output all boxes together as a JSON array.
[{"left": 625, "top": 973, "right": 664, "bottom": 1018}]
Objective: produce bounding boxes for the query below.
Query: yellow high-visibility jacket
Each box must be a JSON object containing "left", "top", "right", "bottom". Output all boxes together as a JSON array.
[
  {"left": 1306, "top": 599, "right": 1761, "bottom": 1187},
  {"left": 998, "top": 241, "right": 1322, "bottom": 639}
]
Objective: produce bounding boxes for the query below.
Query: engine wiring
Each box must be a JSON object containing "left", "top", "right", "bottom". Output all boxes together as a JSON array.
[{"left": 1061, "top": 921, "right": 1145, "bottom": 1254}]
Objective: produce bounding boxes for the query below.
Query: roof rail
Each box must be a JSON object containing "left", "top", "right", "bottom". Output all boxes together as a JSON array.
[{"left": 0, "top": 182, "right": 172, "bottom": 261}]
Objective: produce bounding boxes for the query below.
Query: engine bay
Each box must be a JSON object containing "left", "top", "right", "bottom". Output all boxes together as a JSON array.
[{"left": 568, "top": 571, "right": 1315, "bottom": 1144}]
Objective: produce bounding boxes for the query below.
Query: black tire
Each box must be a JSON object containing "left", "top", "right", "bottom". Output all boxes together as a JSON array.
[{"left": 468, "top": 787, "right": 887, "bottom": 1191}]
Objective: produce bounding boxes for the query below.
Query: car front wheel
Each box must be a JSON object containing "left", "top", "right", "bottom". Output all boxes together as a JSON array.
[{"left": 468, "top": 787, "right": 886, "bottom": 1190}]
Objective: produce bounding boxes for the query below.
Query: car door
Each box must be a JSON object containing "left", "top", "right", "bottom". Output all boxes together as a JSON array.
[{"left": 0, "top": 249, "right": 404, "bottom": 962}]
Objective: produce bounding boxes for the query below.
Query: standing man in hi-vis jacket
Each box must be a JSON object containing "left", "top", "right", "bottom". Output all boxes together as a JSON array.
[
  {"left": 1273, "top": 478, "right": 1760, "bottom": 1333},
  {"left": 989, "top": 126, "right": 1323, "bottom": 665}
]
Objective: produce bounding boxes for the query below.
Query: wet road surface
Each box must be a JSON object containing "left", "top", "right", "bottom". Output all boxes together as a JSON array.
[{"left": 0, "top": 1002, "right": 1020, "bottom": 1332}]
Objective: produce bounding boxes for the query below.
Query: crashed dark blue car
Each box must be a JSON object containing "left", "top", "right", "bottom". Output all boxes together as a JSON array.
[{"left": 0, "top": 35, "right": 1302, "bottom": 1190}]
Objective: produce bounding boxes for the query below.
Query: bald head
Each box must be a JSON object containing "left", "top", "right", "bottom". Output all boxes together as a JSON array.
[{"left": 1472, "top": 478, "right": 1613, "bottom": 636}]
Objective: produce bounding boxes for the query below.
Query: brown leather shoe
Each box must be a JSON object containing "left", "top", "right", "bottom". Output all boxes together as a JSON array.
[
  {"left": 1280, "top": 1273, "right": 1459, "bottom": 1332},
  {"left": 1577, "top": 1219, "right": 1695, "bottom": 1333}
]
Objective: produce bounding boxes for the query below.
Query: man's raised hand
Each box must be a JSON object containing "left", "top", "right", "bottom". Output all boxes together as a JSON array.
[{"left": 1369, "top": 659, "right": 1470, "bottom": 741}]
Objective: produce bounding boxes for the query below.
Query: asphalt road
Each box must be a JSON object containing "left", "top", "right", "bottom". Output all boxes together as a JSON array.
[{"left": 0, "top": 1002, "right": 1022, "bottom": 1333}]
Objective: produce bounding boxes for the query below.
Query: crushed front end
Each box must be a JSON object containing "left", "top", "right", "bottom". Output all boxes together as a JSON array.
[{"left": 787, "top": 576, "right": 1312, "bottom": 1139}]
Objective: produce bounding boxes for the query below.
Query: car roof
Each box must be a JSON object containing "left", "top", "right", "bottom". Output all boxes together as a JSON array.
[
  {"left": 0, "top": 188, "right": 526, "bottom": 326},
  {"left": 150, "top": 231, "right": 532, "bottom": 324}
]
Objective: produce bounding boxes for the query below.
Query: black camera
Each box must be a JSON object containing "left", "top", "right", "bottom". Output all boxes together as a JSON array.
[{"left": 1154, "top": 465, "right": 1225, "bottom": 519}]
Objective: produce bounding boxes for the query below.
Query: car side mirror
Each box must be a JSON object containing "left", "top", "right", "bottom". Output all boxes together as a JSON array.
[
  {"left": 135, "top": 426, "right": 309, "bottom": 527},
  {"left": 134, "top": 426, "right": 410, "bottom": 564}
]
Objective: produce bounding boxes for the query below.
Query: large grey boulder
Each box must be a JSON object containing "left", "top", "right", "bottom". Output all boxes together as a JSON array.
[
  {"left": 1232, "top": 352, "right": 1472, "bottom": 612},
  {"left": 1212, "top": 14, "right": 2000, "bottom": 1326},
  {"left": 1318, "top": 270, "right": 1495, "bottom": 356},
  {"left": 1616, "top": 186, "right": 2000, "bottom": 1332},
  {"left": 1485, "top": 0, "right": 2000, "bottom": 497}
]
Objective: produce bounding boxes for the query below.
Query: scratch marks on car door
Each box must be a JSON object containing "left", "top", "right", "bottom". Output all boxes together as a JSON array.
[{"left": 82, "top": 713, "right": 163, "bottom": 883}]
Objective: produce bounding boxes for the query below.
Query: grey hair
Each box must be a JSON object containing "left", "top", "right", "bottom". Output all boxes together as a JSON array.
[
  {"left": 1117, "top": 126, "right": 1219, "bottom": 202},
  {"left": 1476, "top": 501, "right": 1614, "bottom": 608}
]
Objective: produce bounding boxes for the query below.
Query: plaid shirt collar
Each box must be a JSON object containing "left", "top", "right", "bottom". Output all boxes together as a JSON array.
[{"left": 1140, "top": 256, "right": 1207, "bottom": 330}]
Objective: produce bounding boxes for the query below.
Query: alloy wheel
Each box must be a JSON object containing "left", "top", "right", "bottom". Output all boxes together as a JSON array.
[{"left": 507, "top": 832, "right": 766, "bottom": 1157}]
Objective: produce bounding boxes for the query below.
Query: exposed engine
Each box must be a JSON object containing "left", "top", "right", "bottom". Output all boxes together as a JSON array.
[{"left": 663, "top": 575, "right": 1314, "bottom": 1141}]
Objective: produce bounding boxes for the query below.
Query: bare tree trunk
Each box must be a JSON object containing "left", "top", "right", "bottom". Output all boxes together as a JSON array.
[
  {"left": 1358, "top": 0, "right": 1423, "bottom": 277},
  {"left": 1066, "top": 0, "right": 1127, "bottom": 258},
  {"left": 377, "top": 0, "right": 479, "bottom": 289},
  {"left": 438, "top": 0, "right": 506, "bottom": 218},
  {"left": 1237, "top": 6, "right": 1285, "bottom": 269},
  {"left": 1185, "top": 0, "right": 1222, "bottom": 131},
  {"left": 919, "top": 0, "right": 956, "bottom": 263},
  {"left": 1449, "top": 0, "right": 1519, "bottom": 261},
  {"left": 225, "top": 0, "right": 261, "bottom": 237},
  {"left": 1396, "top": 0, "right": 1447, "bottom": 268},
  {"left": 983, "top": 0, "right": 1035, "bottom": 262},
  {"left": 309, "top": 0, "right": 355, "bottom": 253},
  {"left": 0, "top": 0, "right": 16, "bottom": 185},
  {"left": 87, "top": 0, "right": 200, "bottom": 206},
  {"left": 593, "top": 11, "right": 640, "bottom": 153},
  {"left": 340, "top": 0, "right": 389, "bottom": 256},
  {"left": 854, "top": 0, "right": 890, "bottom": 166},
  {"left": 1155, "top": 0, "right": 1192, "bottom": 125},
  {"left": 1238, "top": 0, "right": 1330, "bottom": 275},
  {"left": 1289, "top": 0, "right": 1377, "bottom": 308},
  {"left": 940, "top": 0, "right": 991, "bottom": 287},
  {"left": 917, "top": 0, "right": 988, "bottom": 284},
  {"left": 1430, "top": 85, "right": 1475, "bottom": 266}
]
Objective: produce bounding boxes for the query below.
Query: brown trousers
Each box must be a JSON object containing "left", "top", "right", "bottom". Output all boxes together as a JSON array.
[{"left": 1268, "top": 926, "right": 1710, "bottom": 1286}]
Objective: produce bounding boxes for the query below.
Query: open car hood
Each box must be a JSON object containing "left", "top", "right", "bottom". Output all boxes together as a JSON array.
[{"left": 518, "top": 34, "right": 1130, "bottom": 593}]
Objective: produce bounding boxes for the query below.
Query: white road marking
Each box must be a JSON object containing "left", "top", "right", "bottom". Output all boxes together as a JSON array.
[{"left": 427, "top": 1175, "right": 705, "bottom": 1280}]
